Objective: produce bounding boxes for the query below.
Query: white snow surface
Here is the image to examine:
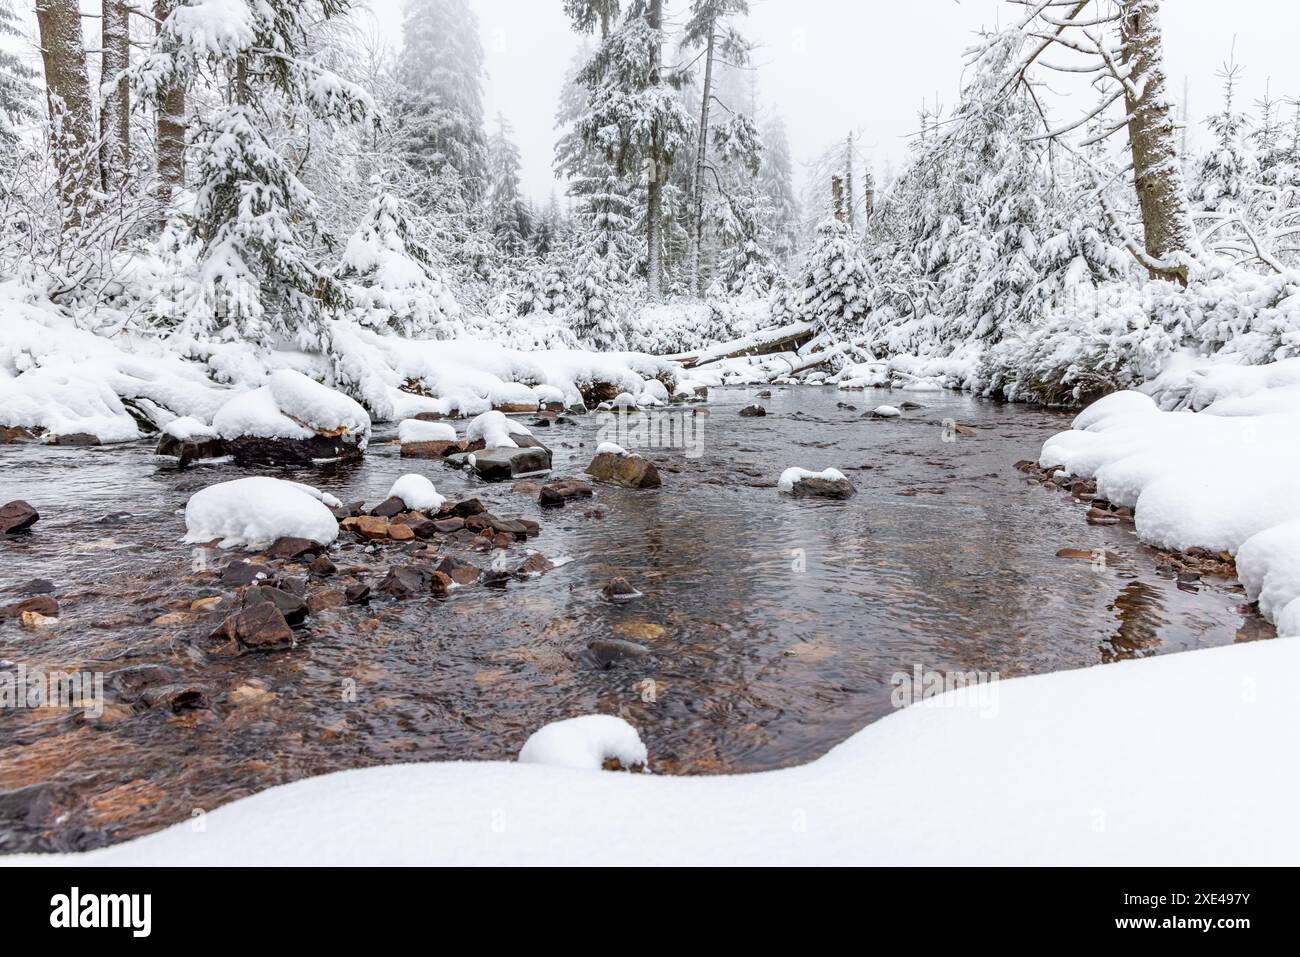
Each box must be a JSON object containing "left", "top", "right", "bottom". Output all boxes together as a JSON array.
[
  {"left": 182, "top": 477, "right": 341, "bottom": 550},
  {"left": 872, "top": 405, "right": 902, "bottom": 417},
  {"left": 517, "top": 716, "right": 648, "bottom": 771},
  {"left": 14, "top": 638, "right": 1299, "bottom": 865},
  {"left": 778, "top": 467, "right": 848, "bottom": 492},
  {"left": 386, "top": 474, "right": 445, "bottom": 514},
  {"left": 595, "top": 441, "right": 628, "bottom": 456},
  {"left": 397, "top": 419, "right": 457, "bottom": 444}
]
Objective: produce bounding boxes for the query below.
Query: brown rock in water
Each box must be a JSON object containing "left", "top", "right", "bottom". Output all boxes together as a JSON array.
[
  {"left": 431, "top": 517, "right": 465, "bottom": 534},
  {"left": 19, "top": 610, "right": 57, "bottom": 630},
  {"left": 344, "top": 583, "right": 371, "bottom": 605},
  {"left": 585, "top": 452, "right": 662, "bottom": 489},
  {"left": 515, "top": 553, "right": 554, "bottom": 577},
  {"left": 1, "top": 426, "right": 38, "bottom": 444},
  {"left": 344, "top": 516, "right": 391, "bottom": 540},
  {"left": 0, "top": 595, "right": 59, "bottom": 620},
  {"left": 538, "top": 479, "right": 594, "bottom": 507},
  {"left": 739, "top": 405, "right": 767, "bottom": 417},
  {"left": 378, "top": 565, "right": 434, "bottom": 598},
  {"left": 435, "top": 557, "right": 482, "bottom": 586},
  {"left": 243, "top": 585, "right": 309, "bottom": 626},
  {"left": 387, "top": 523, "right": 416, "bottom": 542},
  {"left": 138, "top": 683, "right": 209, "bottom": 713},
  {"left": 265, "top": 536, "right": 322, "bottom": 560},
  {"left": 0, "top": 500, "right": 39, "bottom": 535},
  {"left": 306, "top": 588, "right": 346, "bottom": 613},
  {"left": 50, "top": 432, "right": 101, "bottom": 446},
  {"left": 788, "top": 477, "right": 856, "bottom": 499},
  {"left": 406, "top": 520, "right": 440, "bottom": 540},
  {"left": 15, "top": 579, "right": 55, "bottom": 595},
  {"left": 401, "top": 439, "right": 468, "bottom": 459},
  {"left": 489, "top": 517, "right": 530, "bottom": 540},
  {"left": 429, "top": 570, "right": 454, "bottom": 596},
  {"left": 493, "top": 401, "right": 539, "bottom": 414},
  {"left": 449, "top": 499, "right": 485, "bottom": 518},
  {"left": 601, "top": 577, "right": 642, "bottom": 602},
  {"left": 210, "top": 603, "right": 294, "bottom": 651},
  {"left": 588, "top": 638, "right": 651, "bottom": 668},
  {"left": 472, "top": 446, "right": 553, "bottom": 481},
  {"left": 226, "top": 433, "right": 363, "bottom": 468},
  {"left": 155, "top": 432, "right": 227, "bottom": 467},
  {"left": 308, "top": 554, "right": 337, "bottom": 577},
  {"left": 331, "top": 501, "right": 366, "bottom": 521},
  {"left": 370, "top": 496, "right": 407, "bottom": 518},
  {"left": 220, "top": 560, "right": 271, "bottom": 587}
]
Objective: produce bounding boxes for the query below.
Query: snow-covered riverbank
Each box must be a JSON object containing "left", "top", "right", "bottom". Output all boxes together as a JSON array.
[{"left": 10, "top": 635, "right": 1295, "bottom": 866}]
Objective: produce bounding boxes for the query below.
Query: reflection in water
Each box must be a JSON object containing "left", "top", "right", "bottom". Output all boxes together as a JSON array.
[
  {"left": 0, "top": 385, "right": 1273, "bottom": 851},
  {"left": 1103, "top": 581, "right": 1168, "bottom": 661}
]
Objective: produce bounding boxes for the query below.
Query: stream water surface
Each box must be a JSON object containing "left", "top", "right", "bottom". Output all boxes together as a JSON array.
[{"left": 0, "top": 385, "right": 1272, "bottom": 851}]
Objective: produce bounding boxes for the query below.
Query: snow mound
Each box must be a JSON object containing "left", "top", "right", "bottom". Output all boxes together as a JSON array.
[
  {"left": 211, "top": 371, "right": 370, "bottom": 445},
  {"left": 1040, "top": 365, "right": 1300, "bottom": 634},
  {"left": 397, "top": 419, "right": 457, "bottom": 444},
  {"left": 595, "top": 441, "right": 628, "bottom": 456},
  {"left": 872, "top": 405, "right": 902, "bottom": 418},
  {"left": 517, "top": 715, "right": 648, "bottom": 771},
  {"left": 387, "top": 474, "right": 445, "bottom": 514},
  {"left": 183, "top": 478, "right": 341, "bottom": 550},
  {"left": 467, "top": 410, "right": 532, "bottom": 449},
  {"left": 778, "top": 467, "right": 847, "bottom": 492},
  {"left": 163, "top": 416, "right": 216, "bottom": 441}
]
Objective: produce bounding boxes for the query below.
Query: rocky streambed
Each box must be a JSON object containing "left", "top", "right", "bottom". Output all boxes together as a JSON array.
[{"left": 0, "top": 386, "right": 1274, "bottom": 852}]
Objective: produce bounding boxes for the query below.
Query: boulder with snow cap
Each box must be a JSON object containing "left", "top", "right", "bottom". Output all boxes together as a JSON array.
[
  {"left": 778, "top": 467, "right": 856, "bottom": 499},
  {"left": 213, "top": 370, "right": 371, "bottom": 467},
  {"left": 156, "top": 416, "right": 227, "bottom": 466}
]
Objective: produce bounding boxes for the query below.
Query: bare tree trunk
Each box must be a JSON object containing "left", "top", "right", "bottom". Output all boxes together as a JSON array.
[
  {"left": 831, "top": 176, "right": 844, "bottom": 222},
  {"left": 154, "top": 0, "right": 186, "bottom": 214},
  {"left": 689, "top": 24, "right": 716, "bottom": 298},
  {"left": 645, "top": 0, "right": 664, "bottom": 299},
  {"left": 100, "top": 0, "right": 130, "bottom": 189},
  {"left": 1120, "top": 0, "right": 1193, "bottom": 281},
  {"left": 35, "top": 0, "right": 100, "bottom": 229}
]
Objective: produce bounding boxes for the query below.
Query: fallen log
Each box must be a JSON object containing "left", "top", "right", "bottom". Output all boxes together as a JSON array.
[{"left": 669, "top": 321, "right": 817, "bottom": 368}]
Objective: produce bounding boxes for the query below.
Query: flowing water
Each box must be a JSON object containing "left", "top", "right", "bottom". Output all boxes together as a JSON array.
[{"left": 0, "top": 386, "right": 1273, "bottom": 851}]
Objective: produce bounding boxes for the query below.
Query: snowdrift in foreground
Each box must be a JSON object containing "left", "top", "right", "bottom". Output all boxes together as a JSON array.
[
  {"left": 183, "top": 478, "right": 341, "bottom": 550},
  {"left": 1040, "top": 365, "right": 1300, "bottom": 636},
  {"left": 12, "top": 638, "right": 1297, "bottom": 865}
]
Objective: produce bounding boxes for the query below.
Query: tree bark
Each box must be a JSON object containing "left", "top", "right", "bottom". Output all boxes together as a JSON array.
[
  {"left": 645, "top": 0, "right": 664, "bottom": 299},
  {"left": 689, "top": 24, "right": 715, "bottom": 298},
  {"left": 35, "top": 0, "right": 100, "bottom": 229},
  {"left": 844, "top": 133, "right": 855, "bottom": 229},
  {"left": 154, "top": 0, "right": 187, "bottom": 213},
  {"left": 100, "top": 0, "right": 130, "bottom": 189},
  {"left": 1120, "top": 0, "right": 1193, "bottom": 281},
  {"left": 831, "top": 175, "right": 844, "bottom": 222}
]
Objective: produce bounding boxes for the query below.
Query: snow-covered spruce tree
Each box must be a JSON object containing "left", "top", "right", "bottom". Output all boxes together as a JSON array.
[
  {"left": 395, "top": 0, "right": 489, "bottom": 204},
  {"left": 794, "top": 218, "right": 871, "bottom": 343},
  {"left": 136, "top": 0, "right": 375, "bottom": 348},
  {"left": 0, "top": 0, "right": 36, "bottom": 145},
  {"left": 335, "top": 182, "right": 461, "bottom": 338},
  {"left": 711, "top": 176, "right": 778, "bottom": 298},
  {"left": 758, "top": 113, "right": 800, "bottom": 266},
  {"left": 487, "top": 114, "right": 533, "bottom": 257},
  {"left": 567, "top": 171, "right": 636, "bottom": 350},
  {"left": 564, "top": 0, "right": 692, "bottom": 298},
  {"left": 1192, "top": 59, "right": 1256, "bottom": 217}
]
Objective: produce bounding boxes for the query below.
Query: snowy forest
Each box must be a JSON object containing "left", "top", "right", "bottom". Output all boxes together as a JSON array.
[
  {"left": 3, "top": 0, "right": 1300, "bottom": 869},
  {"left": 0, "top": 0, "right": 1296, "bottom": 404}
]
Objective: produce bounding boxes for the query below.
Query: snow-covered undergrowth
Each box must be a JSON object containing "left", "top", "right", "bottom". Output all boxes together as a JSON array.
[
  {"left": 1041, "top": 360, "right": 1300, "bottom": 637},
  {"left": 0, "top": 283, "right": 696, "bottom": 443},
  {"left": 183, "top": 478, "right": 341, "bottom": 550},
  {"left": 15, "top": 637, "right": 1297, "bottom": 865}
]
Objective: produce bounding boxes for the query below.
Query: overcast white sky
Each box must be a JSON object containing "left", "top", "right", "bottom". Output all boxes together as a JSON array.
[{"left": 353, "top": 0, "right": 1300, "bottom": 203}]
